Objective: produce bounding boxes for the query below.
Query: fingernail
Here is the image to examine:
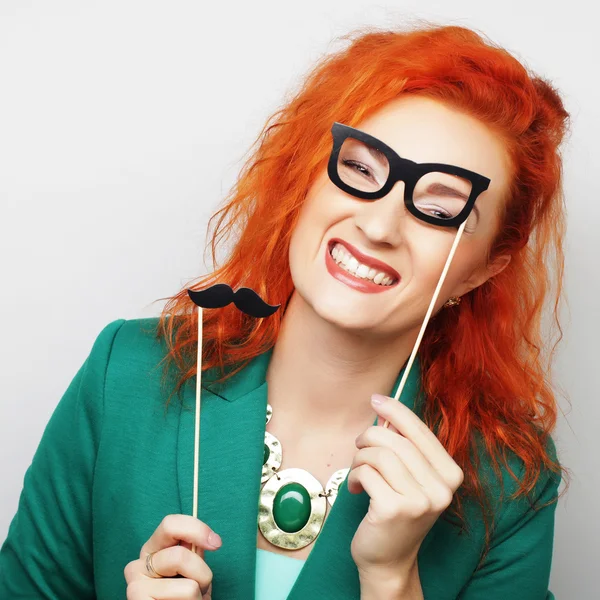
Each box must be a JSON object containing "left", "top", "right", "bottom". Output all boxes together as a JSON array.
[
  {"left": 208, "top": 532, "right": 222, "bottom": 547},
  {"left": 371, "top": 394, "right": 387, "bottom": 406}
]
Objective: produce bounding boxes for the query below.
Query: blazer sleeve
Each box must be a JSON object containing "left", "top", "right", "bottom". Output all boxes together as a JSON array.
[
  {"left": 457, "top": 440, "right": 561, "bottom": 600},
  {"left": 0, "top": 319, "right": 126, "bottom": 599}
]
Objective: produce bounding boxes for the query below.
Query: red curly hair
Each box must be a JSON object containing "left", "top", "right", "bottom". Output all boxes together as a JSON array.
[{"left": 154, "top": 23, "right": 570, "bottom": 552}]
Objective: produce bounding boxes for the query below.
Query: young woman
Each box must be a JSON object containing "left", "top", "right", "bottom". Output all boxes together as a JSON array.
[{"left": 0, "top": 24, "right": 569, "bottom": 600}]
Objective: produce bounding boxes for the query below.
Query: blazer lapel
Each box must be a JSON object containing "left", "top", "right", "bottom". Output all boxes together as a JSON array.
[{"left": 177, "top": 350, "right": 273, "bottom": 600}]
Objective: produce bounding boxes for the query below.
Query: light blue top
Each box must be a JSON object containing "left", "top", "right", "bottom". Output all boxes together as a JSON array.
[{"left": 255, "top": 549, "right": 306, "bottom": 600}]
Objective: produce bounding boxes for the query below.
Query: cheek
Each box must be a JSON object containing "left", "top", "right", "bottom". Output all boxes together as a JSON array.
[
  {"left": 404, "top": 227, "right": 481, "bottom": 301},
  {"left": 289, "top": 185, "right": 351, "bottom": 263},
  {"left": 287, "top": 200, "right": 327, "bottom": 286},
  {"left": 405, "top": 225, "right": 455, "bottom": 281},
  {"left": 287, "top": 225, "right": 307, "bottom": 287},
  {"left": 428, "top": 243, "right": 486, "bottom": 300}
]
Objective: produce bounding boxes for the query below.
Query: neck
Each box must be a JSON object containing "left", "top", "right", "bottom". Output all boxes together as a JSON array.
[{"left": 266, "top": 291, "right": 420, "bottom": 431}]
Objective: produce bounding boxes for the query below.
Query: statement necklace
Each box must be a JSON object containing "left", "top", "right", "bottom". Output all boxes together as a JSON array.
[{"left": 258, "top": 403, "right": 350, "bottom": 550}]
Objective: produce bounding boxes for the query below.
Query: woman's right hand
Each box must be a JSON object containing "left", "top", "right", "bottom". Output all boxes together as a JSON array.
[{"left": 124, "top": 514, "right": 222, "bottom": 599}]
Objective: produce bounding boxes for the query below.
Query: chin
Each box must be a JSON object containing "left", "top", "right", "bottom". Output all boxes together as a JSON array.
[{"left": 309, "top": 293, "right": 383, "bottom": 334}]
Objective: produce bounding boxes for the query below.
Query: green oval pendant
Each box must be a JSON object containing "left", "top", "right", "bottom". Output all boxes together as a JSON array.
[
  {"left": 263, "top": 443, "right": 270, "bottom": 465},
  {"left": 273, "top": 483, "right": 312, "bottom": 533}
]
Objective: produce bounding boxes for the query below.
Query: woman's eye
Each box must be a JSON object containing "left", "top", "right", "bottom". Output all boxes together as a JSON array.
[
  {"left": 429, "top": 207, "right": 452, "bottom": 219},
  {"left": 418, "top": 204, "right": 452, "bottom": 220},
  {"left": 342, "top": 159, "right": 373, "bottom": 179}
]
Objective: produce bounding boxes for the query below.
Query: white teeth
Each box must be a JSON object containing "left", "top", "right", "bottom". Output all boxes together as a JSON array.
[
  {"left": 356, "top": 264, "right": 370, "bottom": 278},
  {"left": 330, "top": 243, "right": 396, "bottom": 286},
  {"left": 347, "top": 257, "right": 359, "bottom": 273}
]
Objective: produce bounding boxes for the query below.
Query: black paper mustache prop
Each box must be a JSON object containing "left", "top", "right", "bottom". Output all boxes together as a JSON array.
[{"left": 187, "top": 284, "right": 281, "bottom": 318}]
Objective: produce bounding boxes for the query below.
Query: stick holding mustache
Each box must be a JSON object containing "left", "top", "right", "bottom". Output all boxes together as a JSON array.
[{"left": 186, "top": 284, "right": 280, "bottom": 554}]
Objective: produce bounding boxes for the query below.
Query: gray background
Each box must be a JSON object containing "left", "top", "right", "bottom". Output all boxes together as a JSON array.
[{"left": 1, "top": 1, "right": 597, "bottom": 597}]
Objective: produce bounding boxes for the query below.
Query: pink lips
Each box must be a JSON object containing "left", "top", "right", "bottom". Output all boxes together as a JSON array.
[{"left": 325, "top": 238, "right": 400, "bottom": 294}]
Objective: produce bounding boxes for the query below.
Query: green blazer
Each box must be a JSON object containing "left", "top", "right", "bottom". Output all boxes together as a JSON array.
[{"left": 0, "top": 318, "right": 560, "bottom": 599}]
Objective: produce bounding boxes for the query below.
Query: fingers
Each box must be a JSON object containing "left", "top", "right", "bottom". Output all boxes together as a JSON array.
[
  {"left": 349, "top": 445, "right": 422, "bottom": 496},
  {"left": 150, "top": 545, "right": 213, "bottom": 581},
  {"left": 371, "top": 395, "right": 464, "bottom": 491},
  {"left": 349, "top": 445, "right": 454, "bottom": 512},
  {"left": 348, "top": 463, "right": 438, "bottom": 522},
  {"left": 126, "top": 575, "right": 208, "bottom": 599},
  {"left": 347, "top": 464, "right": 408, "bottom": 520},
  {"left": 357, "top": 426, "right": 448, "bottom": 490},
  {"left": 125, "top": 545, "right": 213, "bottom": 597},
  {"left": 140, "top": 514, "right": 222, "bottom": 558},
  {"left": 125, "top": 514, "right": 219, "bottom": 599}
]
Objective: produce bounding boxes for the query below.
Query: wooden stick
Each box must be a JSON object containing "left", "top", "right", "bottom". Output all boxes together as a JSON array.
[
  {"left": 191, "top": 306, "right": 203, "bottom": 554},
  {"left": 382, "top": 220, "right": 467, "bottom": 428}
]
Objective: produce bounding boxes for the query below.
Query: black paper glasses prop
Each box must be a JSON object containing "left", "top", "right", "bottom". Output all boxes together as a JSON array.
[
  {"left": 327, "top": 122, "right": 491, "bottom": 229},
  {"left": 327, "top": 122, "right": 492, "bottom": 428},
  {"left": 186, "top": 284, "right": 281, "bottom": 553}
]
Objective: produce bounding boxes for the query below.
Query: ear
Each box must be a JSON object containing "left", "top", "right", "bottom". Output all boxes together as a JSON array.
[{"left": 455, "top": 253, "right": 511, "bottom": 296}]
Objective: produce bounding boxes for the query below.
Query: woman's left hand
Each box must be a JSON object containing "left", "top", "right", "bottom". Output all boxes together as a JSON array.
[{"left": 348, "top": 393, "right": 464, "bottom": 587}]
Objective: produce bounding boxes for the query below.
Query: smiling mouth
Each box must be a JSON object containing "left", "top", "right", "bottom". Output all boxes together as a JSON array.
[{"left": 328, "top": 241, "right": 399, "bottom": 286}]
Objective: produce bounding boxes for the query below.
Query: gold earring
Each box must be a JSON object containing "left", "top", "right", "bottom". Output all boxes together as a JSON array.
[{"left": 443, "top": 296, "right": 462, "bottom": 308}]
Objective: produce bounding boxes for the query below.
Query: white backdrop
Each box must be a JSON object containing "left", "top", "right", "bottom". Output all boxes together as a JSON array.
[{"left": 1, "top": 1, "right": 597, "bottom": 597}]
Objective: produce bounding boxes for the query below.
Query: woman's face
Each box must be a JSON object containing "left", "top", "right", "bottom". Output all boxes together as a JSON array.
[{"left": 288, "top": 95, "right": 513, "bottom": 337}]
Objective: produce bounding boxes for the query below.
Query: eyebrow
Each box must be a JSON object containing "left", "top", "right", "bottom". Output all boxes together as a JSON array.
[{"left": 427, "top": 182, "right": 480, "bottom": 222}]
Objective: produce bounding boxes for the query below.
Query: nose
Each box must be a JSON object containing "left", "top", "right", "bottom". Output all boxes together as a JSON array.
[{"left": 353, "top": 180, "right": 407, "bottom": 247}]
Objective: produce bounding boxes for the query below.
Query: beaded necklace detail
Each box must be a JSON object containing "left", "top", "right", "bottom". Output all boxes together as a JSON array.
[{"left": 257, "top": 403, "right": 350, "bottom": 550}]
